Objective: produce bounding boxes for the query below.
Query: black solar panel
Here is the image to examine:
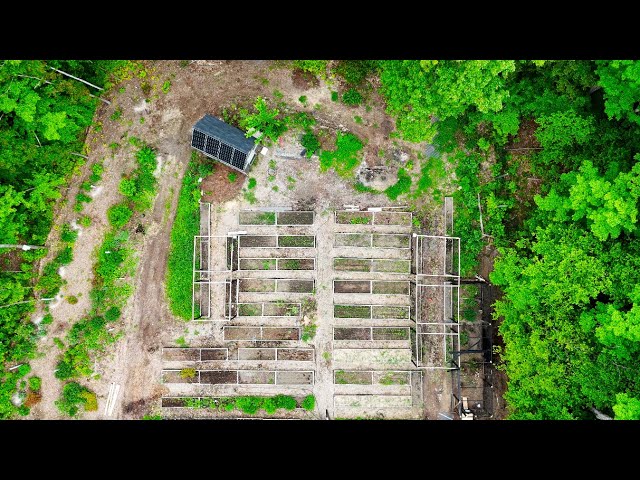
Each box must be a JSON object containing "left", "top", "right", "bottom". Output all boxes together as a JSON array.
[
  {"left": 219, "top": 142, "right": 233, "bottom": 163},
  {"left": 192, "top": 127, "right": 250, "bottom": 171},
  {"left": 192, "top": 130, "right": 206, "bottom": 150},
  {"left": 232, "top": 149, "right": 247, "bottom": 170},
  {"left": 205, "top": 136, "right": 220, "bottom": 157}
]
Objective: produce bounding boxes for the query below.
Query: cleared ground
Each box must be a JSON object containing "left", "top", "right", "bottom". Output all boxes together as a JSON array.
[{"left": 27, "top": 60, "right": 467, "bottom": 420}]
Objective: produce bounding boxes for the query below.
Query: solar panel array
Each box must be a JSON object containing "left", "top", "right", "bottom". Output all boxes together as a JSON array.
[
  {"left": 192, "top": 128, "right": 249, "bottom": 171},
  {"left": 192, "top": 130, "right": 206, "bottom": 150}
]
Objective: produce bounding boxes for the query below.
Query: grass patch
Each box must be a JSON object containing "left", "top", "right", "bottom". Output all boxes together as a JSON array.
[
  {"left": 301, "top": 323, "right": 317, "bottom": 342},
  {"left": 183, "top": 394, "right": 312, "bottom": 415},
  {"left": 238, "top": 304, "right": 262, "bottom": 316},
  {"left": 342, "top": 88, "right": 363, "bottom": 106},
  {"left": 384, "top": 167, "right": 412, "bottom": 200},
  {"left": 167, "top": 157, "right": 213, "bottom": 320},
  {"left": 278, "top": 235, "right": 314, "bottom": 247},
  {"left": 319, "top": 132, "right": 364, "bottom": 177},
  {"left": 334, "top": 304, "right": 371, "bottom": 318}
]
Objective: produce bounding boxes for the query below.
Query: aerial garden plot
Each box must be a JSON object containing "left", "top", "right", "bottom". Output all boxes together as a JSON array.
[{"left": 5, "top": 59, "right": 637, "bottom": 422}]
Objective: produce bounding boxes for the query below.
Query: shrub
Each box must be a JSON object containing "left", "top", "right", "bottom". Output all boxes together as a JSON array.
[
  {"left": 90, "top": 162, "right": 104, "bottom": 183},
  {"left": 119, "top": 178, "right": 137, "bottom": 198},
  {"left": 79, "top": 216, "right": 92, "bottom": 227},
  {"left": 55, "top": 247, "right": 73, "bottom": 265},
  {"left": 76, "top": 192, "right": 92, "bottom": 205},
  {"left": 228, "top": 172, "right": 238, "bottom": 183},
  {"left": 179, "top": 368, "right": 196, "bottom": 379},
  {"left": 299, "top": 95, "right": 308, "bottom": 104},
  {"left": 263, "top": 397, "right": 277, "bottom": 414},
  {"left": 236, "top": 396, "right": 261, "bottom": 414},
  {"left": 319, "top": 132, "right": 364, "bottom": 177},
  {"left": 104, "top": 306, "right": 121, "bottom": 322},
  {"left": 301, "top": 395, "right": 316, "bottom": 411},
  {"left": 81, "top": 391, "right": 98, "bottom": 411},
  {"left": 342, "top": 88, "right": 363, "bottom": 106},
  {"left": 247, "top": 178, "right": 257, "bottom": 190},
  {"left": 292, "top": 60, "right": 328, "bottom": 77},
  {"left": 273, "top": 394, "right": 297, "bottom": 410},
  {"left": 28, "top": 376, "right": 42, "bottom": 392},
  {"left": 331, "top": 91, "right": 339, "bottom": 102},
  {"left": 243, "top": 190, "right": 257, "bottom": 204},
  {"left": 108, "top": 203, "right": 133, "bottom": 229},
  {"left": 238, "top": 97, "right": 289, "bottom": 144},
  {"left": 66, "top": 295, "right": 78, "bottom": 305},
  {"left": 61, "top": 224, "right": 78, "bottom": 243},
  {"left": 301, "top": 132, "right": 320, "bottom": 157},
  {"left": 334, "top": 60, "right": 377, "bottom": 85},
  {"left": 162, "top": 80, "right": 171, "bottom": 93},
  {"left": 56, "top": 382, "right": 95, "bottom": 417}
]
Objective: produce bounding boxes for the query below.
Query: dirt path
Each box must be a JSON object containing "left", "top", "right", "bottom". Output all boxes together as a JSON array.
[{"left": 27, "top": 101, "right": 138, "bottom": 419}]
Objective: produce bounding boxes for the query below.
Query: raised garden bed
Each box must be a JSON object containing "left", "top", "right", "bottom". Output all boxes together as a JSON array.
[
  {"left": 371, "top": 281, "right": 410, "bottom": 295},
  {"left": 238, "top": 370, "right": 275, "bottom": 384},
  {"left": 372, "top": 305, "right": 410, "bottom": 319},
  {"left": 372, "top": 327, "right": 410, "bottom": 340},
  {"left": 277, "top": 258, "right": 315, "bottom": 270},
  {"left": 334, "top": 327, "right": 372, "bottom": 340},
  {"left": 162, "top": 348, "right": 199, "bottom": 362},
  {"left": 334, "top": 257, "right": 371, "bottom": 272},
  {"left": 162, "top": 370, "right": 198, "bottom": 384},
  {"left": 224, "top": 326, "right": 261, "bottom": 341},
  {"left": 374, "top": 211, "right": 412, "bottom": 226},
  {"left": 372, "top": 259, "right": 411, "bottom": 273},
  {"left": 336, "top": 211, "right": 373, "bottom": 225},
  {"left": 238, "top": 348, "right": 277, "bottom": 360},
  {"left": 239, "top": 278, "right": 277, "bottom": 292},
  {"left": 200, "top": 370, "right": 238, "bottom": 384},
  {"left": 200, "top": 348, "right": 228, "bottom": 361},
  {"left": 263, "top": 302, "right": 300, "bottom": 316},
  {"left": 239, "top": 211, "right": 276, "bottom": 225},
  {"left": 239, "top": 258, "right": 277, "bottom": 270},
  {"left": 334, "top": 233, "right": 372, "bottom": 247},
  {"left": 372, "top": 234, "right": 411, "bottom": 248},
  {"left": 276, "top": 279, "right": 315, "bottom": 293},
  {"left": 334, "top": 370, "right": 373, "bottom": 385},
  {"left": 334, "top": 304, "right": 371, "bottom": 318},
  {"left": 277, "top": 211, "right": 314, "bottom": 225},
  {"left": 162, "top": 397, "right": 187, "bottom": 408},
  {"left": 238, "top": 303, "right": 263, "bottom": 316},
  {"left": 374, "top": 371, "right": 410, "bottom": 385},
  {"left": 239, "top": 235, "right": 277, "bottom": 248},
  {"left": 277, "top": 371, "right": 314, "bottom": 385},
  {"left": 334, "top": 280, "right": 371, "bottom": 294},
  {"left": 278, "top": 235, "right": 315, "bottom": 247},
  {"left": 261, "top": 327, "right": 300, "bottom": 340},
  {"left": 277, "top": 348, "right": 314, "bottom": 361}
]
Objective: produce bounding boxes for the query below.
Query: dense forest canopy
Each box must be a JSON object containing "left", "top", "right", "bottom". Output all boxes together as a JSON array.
[{"left": 378, "top": 59, "right": 640, "bottom": 419}]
